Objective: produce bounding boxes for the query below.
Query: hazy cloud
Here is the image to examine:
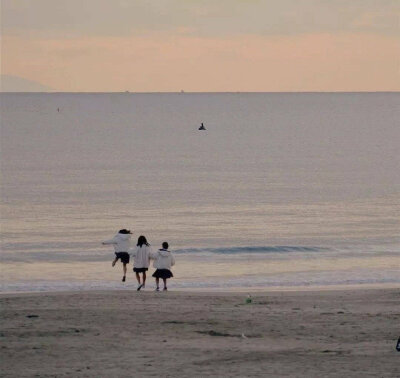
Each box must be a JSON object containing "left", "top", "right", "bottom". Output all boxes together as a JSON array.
[
  {"left": 2, "top": 0, "right": 399, "bottom": 38},
  {"left": 3, "top": 32, "right": 399, "bottom": 92},
  {"left": 2, "top": 0, "right": 399, "bottom": 91}
]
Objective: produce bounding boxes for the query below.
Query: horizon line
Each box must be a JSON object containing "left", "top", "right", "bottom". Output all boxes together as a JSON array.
[{"left": 1, "top": 90, "right": 399, "bottom": 94}]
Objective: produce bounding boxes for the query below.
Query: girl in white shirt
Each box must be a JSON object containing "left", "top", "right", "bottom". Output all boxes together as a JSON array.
[
  {"left": 102, "top": 229, "right": 132, "bottom": 282},
  {"left": 152, "top": 242, "right": 175, "bottom": 291},
  {"left": 130, "top": 235, "right": 152, "bottom": 291}
]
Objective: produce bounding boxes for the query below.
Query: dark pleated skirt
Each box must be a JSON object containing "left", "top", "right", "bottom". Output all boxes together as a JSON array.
[
  {"left": 152, "top": 269, "right": 173, "bottom": 279},
  {"left": 133, "top": 267, "right": 148, "bottom": 273}
]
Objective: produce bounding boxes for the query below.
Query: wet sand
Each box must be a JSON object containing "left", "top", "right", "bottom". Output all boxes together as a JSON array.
[{"left": 1, "top": 288, "right": 399, "bottom": 377}]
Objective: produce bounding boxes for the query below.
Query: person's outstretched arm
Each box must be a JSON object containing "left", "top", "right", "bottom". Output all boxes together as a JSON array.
[
  {"left": 149, "top": 249, "right": 156, "bottom": 260},
  {"left": 147, "top": 247, "right": 153, "bottom": 262},
  {"left": 102, "top": 236, "right": 117, "bottom": 245}
]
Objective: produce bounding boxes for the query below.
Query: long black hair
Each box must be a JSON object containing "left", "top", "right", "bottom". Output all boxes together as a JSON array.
[{"left": 137, "top": 235, "right": 149, "bottom": 247}]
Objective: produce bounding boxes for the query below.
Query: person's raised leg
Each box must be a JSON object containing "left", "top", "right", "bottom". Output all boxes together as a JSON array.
[
  {"left": 112, "top": 257, "right": 118, "bottom": 267},
  {"left": 162, "top": 278, "right": 167, "bottom": 291}
]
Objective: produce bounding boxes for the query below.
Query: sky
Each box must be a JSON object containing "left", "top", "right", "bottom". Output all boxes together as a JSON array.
[{"left": 1, "top": 0, "right": 399, "bottom": 92}]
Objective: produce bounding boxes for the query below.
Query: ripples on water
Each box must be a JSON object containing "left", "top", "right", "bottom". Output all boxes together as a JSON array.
[{"left": 1, "top": 93, "right": 399, "bottom": 291}]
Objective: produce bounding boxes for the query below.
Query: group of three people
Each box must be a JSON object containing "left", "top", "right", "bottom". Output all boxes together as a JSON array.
[{"left": 102, "top": 229, "right": 175, "bottom": 291}]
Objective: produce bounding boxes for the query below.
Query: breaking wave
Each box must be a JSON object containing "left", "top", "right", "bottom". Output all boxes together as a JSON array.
[{"left": 174, "top": 246, "right": 327, "bottom": 255}]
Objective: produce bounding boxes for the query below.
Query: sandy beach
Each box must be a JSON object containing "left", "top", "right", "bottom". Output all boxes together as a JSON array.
[{"left": 1, "top": 288, "right": 399, "bottom": 377}]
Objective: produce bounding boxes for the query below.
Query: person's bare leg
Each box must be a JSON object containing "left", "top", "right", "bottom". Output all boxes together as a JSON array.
[
  {"left": 163, "top": 278, "right": 167, "bottom": 291},
  {"left": 135, "top": 272, "right": 141, "bottom": 285},
  {"left": 142, "top": 272, "right": 147, "bottom": 287},
  {"left": 155, "top": 277, "right": 160, "bottom": 290},
  {"left": 112, "top": 257, "right": 117, "bottom": 267},
  {"left": 122, "top": 264, "right": 127, "bottom": 281}
]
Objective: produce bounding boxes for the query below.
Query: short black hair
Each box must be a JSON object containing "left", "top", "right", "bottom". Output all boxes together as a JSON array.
[{"left": 162, "top": 242, "right": 169, "bottom": 249}]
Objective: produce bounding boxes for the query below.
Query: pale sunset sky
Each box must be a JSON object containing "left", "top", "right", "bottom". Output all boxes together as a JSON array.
[{"left": 1, "top": 0, "right": 399, "bottom": 92}]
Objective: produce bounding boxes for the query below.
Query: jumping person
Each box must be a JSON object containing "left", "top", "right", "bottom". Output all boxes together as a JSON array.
[
  {"left": 152, "top": 242, "right": 175, "bottom": 291},
  {"left": 130, "top": 235, "right": 152, "bottom": 291},
  {"left": 102, "top": 229, "right": 132, "bottom": 282}
]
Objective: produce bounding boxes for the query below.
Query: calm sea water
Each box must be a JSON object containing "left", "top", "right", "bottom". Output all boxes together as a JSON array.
[{"left": 1, "top": 92, "right": 399, "bottom": 292}]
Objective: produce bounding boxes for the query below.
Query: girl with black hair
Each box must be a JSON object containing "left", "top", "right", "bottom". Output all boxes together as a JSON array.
[
  {"left": 152, "top": 242, "right": 175, "bottom": 291},
  {"left": 102, "top": 229, "right": 132, "bottom": 282},
  {"left": 130, "top": 235, "right": 153, "bottom": 291}
]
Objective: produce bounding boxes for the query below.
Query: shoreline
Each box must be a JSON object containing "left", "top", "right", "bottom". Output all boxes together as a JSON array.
[{"left": 1, "top": 282, "right": 399, "bottom": 296}]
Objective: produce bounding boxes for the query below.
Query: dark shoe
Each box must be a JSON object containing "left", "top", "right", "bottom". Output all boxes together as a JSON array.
[
  {"left": 155, "top": 287, "right": 160, "bottom": 292},
  {"left": 122, "top": 276, "right": 126, "bottom": 282},
  {"left": 163, "top": 287, "right": 168, "bottom": 291},
  {"left": 137, "top": 284, "right": 143, "bottom": 291}
]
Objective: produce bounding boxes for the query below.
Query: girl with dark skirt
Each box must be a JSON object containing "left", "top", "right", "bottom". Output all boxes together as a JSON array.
[
  {"left": 152, "top": 242, "right": 175, "bottom": 291},
  {"left": 102, "top": 229, "right": 132, "bottom": 282},
  {"left": 130, "top": 235, "right": 153, "bottom": 291}
]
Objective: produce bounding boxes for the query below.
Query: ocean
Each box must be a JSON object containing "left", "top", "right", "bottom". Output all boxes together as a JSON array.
[{"left": 1, "top": 92, "right": 399, "bottom": 292}]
